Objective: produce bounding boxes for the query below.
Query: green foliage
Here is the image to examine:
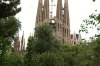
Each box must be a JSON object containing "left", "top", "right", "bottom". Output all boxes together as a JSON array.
[
  {"left": 59, "top": 45, "right": 92, "bottom": 66},
  {"left": 33, "top": 24, "right": 60, "bottom": 53},
  {"left": 0, "top": 16, "right": 21, "bottom": 66},
  {"left": 80, "top": 12, "right": 100, "bottom": 40},
  {"left": 39, "top": 52, "right": 62, "bottom": 66},
  {"left": 0, "top": 0, "right": 21, "bottom": 19},
  {"left": 3, "top": 53, "right": 23, "bottom": 66},
  {"left": 0, "top": 16, "right": 21, "bottom": 39},
  {"left": 25, "top": 38, "right": 100, "bottom": 66},
  {"left": 35, "top": 24, "right": 53, "bottom": 40},
  {"left": 92, "top": 38, "right": 100, "bottom": 66},
  {"left": 79, "top": 9, "right": 100, "bottom": 65},
  {"left": 24, "top": 36, "right": 35, "bottom": 66},
  {"left": 0, "top": 16, "right": 21, "bottom": 59},
  {"left": 30, "top": 52, "right": 64, "bottom": 66},
  {"left": 25, "top": 24, "right": 100, "bottom": 66},
  {"left": 0, "top": 37, "right": 11, "bottom": 66},
  {"left": 94, "top": 38, "right": 100, "bottom": 56},
  {"left": 0, "top": 0, "right": 21, "bottom": 65},
  {"left": 25, "top": 43, "right": 97, "bottom": 66},
  {"left": 74, "top": 45, "right": 93, "bottom": 66},
  {"left": 25, "top": 24, "right": 60, "bottom": 66}
]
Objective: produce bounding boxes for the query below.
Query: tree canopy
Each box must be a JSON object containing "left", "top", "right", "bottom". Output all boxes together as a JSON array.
[
  {"left": 0, "top": 0, "right": 21, "bottom": 65},
  {"left": 0, "top": 0, "right": 21, "bottom": 19},
  {"left": 0, "top": 16, "right": 21, "bottom": 39}
]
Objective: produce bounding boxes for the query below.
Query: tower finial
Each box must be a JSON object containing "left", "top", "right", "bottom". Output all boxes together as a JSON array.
[
  {"left": 64, "top": 0, "right": 69, "bottom": 24},
  {"left": 35, "top": 0, "right": 43, "bottom": 24},
  {"left": 43, "top": 0, "right": 49, "bottom": 20},
  {"left": 21, "top": 31, "right": 24, "bottom": 51},
  {"left": 56, "top": 0, "right": 63, "bottom": 20}
]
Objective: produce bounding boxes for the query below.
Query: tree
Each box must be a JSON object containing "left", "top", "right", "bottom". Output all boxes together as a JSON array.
[
  {"left": 26, "top": 23, "right": 100, "bottom": 66},
  {"left": 25, "top": 24, "right": 60, "bottom": 66},
  {"left": 0, "top": 0, "right": 21, "bottom": 65},
  {"left": 0, "top": 0, "right": 21, "bottom": 19},
  {"left": 3, "top": 53, "right": 23, "bottom": 66},
  {"left": 0, "top": 16, "right": 21, "bottom": 38},
  {"left": 93, "top": 38, "right": 100, "bottom": 66},
  {"left": 24, "top": 36, "right": 35, "bottom": 66},
  {"left": 80, "top": 1, "right": 100, "bottom": 65},
  {"left": 34, "top": 24, "right": 60, "bottom": 53},
  {"left": 80, "top": 11, "right": 100, "bottom": 40},
  {"left": 0, "top": 16, "right": 21, "bottom": 65}
]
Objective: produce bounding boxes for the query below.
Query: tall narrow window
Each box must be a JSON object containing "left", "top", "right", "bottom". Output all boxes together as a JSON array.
[
  {"left": 65, "top": 28, "right": 66, "bottom": 36},
  {"left": 67, "top": 29, "right": 68, "bottom": 37},
  {"left": 74, "top": 42, "right": 76, "bottom": 45},
  {"left": 71, "top": 35, "right": 73, "bottom": 39},
  {"left": 60, "top": 24, "right": 61, "bottom": 31},
  {"left": 58, "top": 23, "right": 59, "bottom": 31},
  {"left": 63, "top": 27, "right": 64, "bottom": 33}
]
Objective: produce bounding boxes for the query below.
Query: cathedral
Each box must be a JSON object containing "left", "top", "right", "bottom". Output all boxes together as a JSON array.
[
  {"left": 35, "top": 0, "right": 71, "bottom": 44},
  {"left": 12, "top": 0, "right": 82, "bottom": 54}
]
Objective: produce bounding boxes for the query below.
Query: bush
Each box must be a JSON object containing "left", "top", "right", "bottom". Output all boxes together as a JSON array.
[
  {"left": 4, "top": 53, "right": 23, "bottom": 66},
  {"left": 28, "top": 52, "right": 64, "bottom": 66}
]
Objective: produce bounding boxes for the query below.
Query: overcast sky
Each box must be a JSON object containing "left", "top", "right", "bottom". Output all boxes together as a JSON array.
[{"left": 16, "top": 0, "right": 100, "bottom": 42}]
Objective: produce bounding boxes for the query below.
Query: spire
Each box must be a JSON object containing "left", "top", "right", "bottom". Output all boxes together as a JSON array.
[
  {"left": 64, "top": 0, "right": 69, "bottom": 25},
  {"left": 23, "top": 38, "right": 25, "bottom": 51},
  {"left": 13, "top": 34, "right": 20, "bottom": 52},
  {"left": 43, "top": 0, "right": 49, "bottom": 20},
  {"left": 36, "top": 0, "right": 43, "bottom": 23},
  {"left": 63, "top": 0, "right": 71, "bottom": 44},
  {"left": 21, "top": 31, "right": 24, "bottom": 51},
  {"left": 56, "top": 0, "right": 63, "bottom": 21}
]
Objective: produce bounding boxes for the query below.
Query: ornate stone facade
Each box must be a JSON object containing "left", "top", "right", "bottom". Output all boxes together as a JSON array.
[{"left": 35, "top": 0, "right": 71, "bottom": 44}]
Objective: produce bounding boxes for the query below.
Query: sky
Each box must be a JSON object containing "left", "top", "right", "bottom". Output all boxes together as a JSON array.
[{"left": 16, "top": 0, "right": 100, "bottom": 42}]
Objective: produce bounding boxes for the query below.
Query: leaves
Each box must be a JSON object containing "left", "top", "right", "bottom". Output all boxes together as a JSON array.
[
  {"left": 25, "top": 24, "right": 60, "bottom": 66},
  {"left": 0, "top": 16, "right": 21, "bottom": 39},
  {"left": 0, "top": 17, "right": 21, "bottom": 66},
  {"left": 0, "top": 0, "right": 21, "bottom": 19},
  {"left": 80, "top": 12, "right": 100, "bottom": 38}
]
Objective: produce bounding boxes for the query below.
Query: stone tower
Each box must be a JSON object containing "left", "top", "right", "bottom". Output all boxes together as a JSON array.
[
  {"left": 35, "top": 0, "right": 71, "bottom": 44},
  {"left": 20, "top": 31, "right": 25, "bottom": 55},
  {"left": 13, "top": 32, "right": 25, "bottom": 54},
  {"left": 13, "top": 35, "right": 20, "bottom": 53},
  {"left": 13, "top": 34, "right": 21, "bottom": 54}
]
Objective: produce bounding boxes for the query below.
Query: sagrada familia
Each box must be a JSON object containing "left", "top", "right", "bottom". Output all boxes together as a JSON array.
[
  {"left": 35, "top": 0, "right": 71, "bottom": 44},
  {"left": 13, "top": 0, "right": 82, "bottom": 54}
]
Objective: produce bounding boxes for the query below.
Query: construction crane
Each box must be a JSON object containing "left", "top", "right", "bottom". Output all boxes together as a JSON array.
[{"left": 50, "top": 0, "right": 55, "bottom": 17}]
